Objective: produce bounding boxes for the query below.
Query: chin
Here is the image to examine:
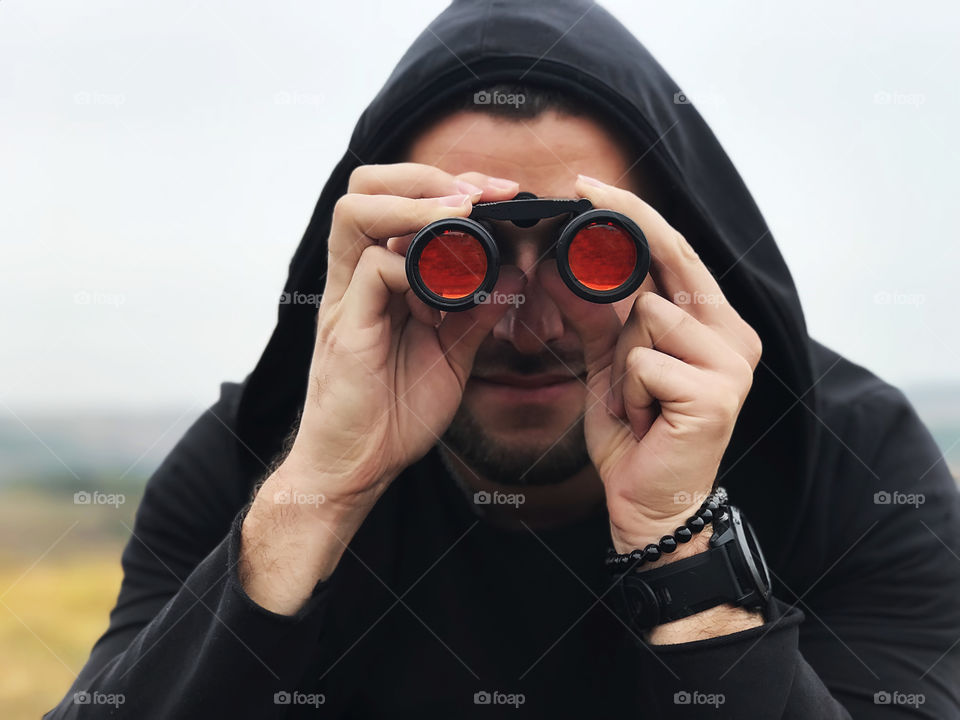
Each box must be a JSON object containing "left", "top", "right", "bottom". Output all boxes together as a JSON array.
[
  {"left": 441, "top": 402, "right": 590, "bottom": 487},
  {"left": 471, "top": 395, "right": 583, "bottom": 427}
]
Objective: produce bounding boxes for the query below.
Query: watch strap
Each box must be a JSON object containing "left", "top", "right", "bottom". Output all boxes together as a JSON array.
[
  {"left": 617, "top": 543, "right": 744, "bottom": 629},
  {"left": 614, "top": 505, "right": 768, "bottom": 631}
]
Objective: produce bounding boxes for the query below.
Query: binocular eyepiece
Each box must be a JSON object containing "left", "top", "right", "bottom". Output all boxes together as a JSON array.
[{"left": 405, "top": 192, "right": 650, "bottom": 311}]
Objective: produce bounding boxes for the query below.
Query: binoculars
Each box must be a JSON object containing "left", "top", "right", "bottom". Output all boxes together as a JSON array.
[{"left": 405, "top": 192, "right": 650, "bottom": 311}]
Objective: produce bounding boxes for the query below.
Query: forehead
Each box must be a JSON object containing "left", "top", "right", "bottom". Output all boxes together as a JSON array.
[{"left": 403, "top": 110, "right": 639, "bottom": 197}]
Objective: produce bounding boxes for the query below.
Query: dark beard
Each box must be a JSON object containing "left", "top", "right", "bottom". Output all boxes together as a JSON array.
[{"left": 439, "top": 401, "right": 591, "bottom": 487}]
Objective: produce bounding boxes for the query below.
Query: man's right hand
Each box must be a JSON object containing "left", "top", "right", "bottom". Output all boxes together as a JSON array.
[{"left": 240, "top": 163, "right": 522, "bottom": 614}]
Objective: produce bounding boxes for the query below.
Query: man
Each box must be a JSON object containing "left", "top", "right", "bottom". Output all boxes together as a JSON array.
[{"left": 48, "top": 1, "right": 960, "bottom": 718}]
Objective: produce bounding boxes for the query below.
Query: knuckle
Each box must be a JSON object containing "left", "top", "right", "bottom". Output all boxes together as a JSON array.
[
  {"left": 625, "top": 345, "right": 646, "bottom": 371},
  {"left": 633, "top": 290, "right": 660, "bottom": 316},
  {"left": 409, "top": 197, "right": 435, "bottom": 225},
  {"left": 652, "top": 356, "right": 671, "bottom": 388},
  {"left": 355, "top": 243, "right": 383, "bottom": 272},
  {"left": 744, "top": 329, "right": 763, "bottom": 366},
  {"left": 347, "top": 165, "right": 377, "bottom": 192},
  {"left": 332, "top": 193, "right": 361, "bottom": 223},
  {"left": 722, "top": 390, "right": 742, "bottom": 419},
  {"left": 705, "top": 387, "right": 740, "bottom": 424},
  {"left": 672, "top": 229, "right": 698, "bottom": 261},
  {"left": 455, "top": 170, "right": 483, "bottom": 183},
  {"left": 632, "top": 348, "right": 666, "bottom": 382},
  {"left": 733, "top": 355, "right": 756, "bottom": 392}
]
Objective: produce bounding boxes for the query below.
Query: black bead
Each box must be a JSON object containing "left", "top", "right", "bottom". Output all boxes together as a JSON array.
[
  {"left": 642, "top": 543, "right": 661, "bottom": 562},
  {"left": 698, "top": 507, "right": 714, "bottom": 523},
  {"left": 675, "top": 526, "right": 693, "bottom": 543},
  {"left": 704, "top": 498, "right": 719, "bottom": 513},
  {"left": 687, "top": 515, "right": 706, "bottom": 532},
  {"left": 659, "top": 535, "right": 678, "bottom": 553}
]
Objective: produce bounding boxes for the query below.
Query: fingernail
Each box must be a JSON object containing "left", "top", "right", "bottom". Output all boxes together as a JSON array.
[
  {"left": 487, "top": 176, "right": 519, "bottom": 189},
  {"left": 456, "top": 180, "right": 484, "bottom": 197},
  {"left": 578, "top": 174, "right": 607, "bottom": 188},
  {"left": 436, "top": 193, "right": 471, "bottom": 207}
]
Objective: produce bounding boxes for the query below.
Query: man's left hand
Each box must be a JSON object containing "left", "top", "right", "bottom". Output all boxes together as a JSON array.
[{"left": 541, "top": 174, "right": 763, "bottom": 555}]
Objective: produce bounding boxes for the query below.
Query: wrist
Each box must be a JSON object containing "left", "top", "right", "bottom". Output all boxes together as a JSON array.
[
  {"left": 609, "top": 491, "right": 723, "bottom": 565},
  {"left": 609, "top": 500, "right": 769, "bottom": 644},
  {"left": 646, "top": 601, "right": 764, "bottom": 645},
  {"left": 610, "top": 516, "right": 706, "bottom": 557},
  {"left": 238, "top": 467, "right": 384, "bottom": 615},
  {"left": 252, "top": 460, "right": 385, "bottom": 536}
]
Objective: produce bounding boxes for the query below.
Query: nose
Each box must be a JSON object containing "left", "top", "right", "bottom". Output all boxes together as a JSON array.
[{"left": 491, "top": 243, "right": 565, "bottom": 354}]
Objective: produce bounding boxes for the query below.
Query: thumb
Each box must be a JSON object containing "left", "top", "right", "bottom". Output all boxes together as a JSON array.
[
  {"left": 435, "top": 266, "right": 526, "bottom": 387},
  {"left": 539, "top": 261, "right": 621, "bottom": 380}
]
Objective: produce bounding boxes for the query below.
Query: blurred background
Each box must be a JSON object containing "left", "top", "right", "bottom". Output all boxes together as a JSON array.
[{"left": 2, "top": 0, "right": 958, "bottom": 716}]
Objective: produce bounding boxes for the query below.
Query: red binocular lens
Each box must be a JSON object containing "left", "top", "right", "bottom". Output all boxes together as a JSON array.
[{"left": 405, "top": 195, "right": 649, "bottom": 311}]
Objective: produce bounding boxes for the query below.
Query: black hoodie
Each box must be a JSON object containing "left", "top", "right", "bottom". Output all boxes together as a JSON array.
[{"left": 47, "top": 1, "right": 960, "bottom": 718}]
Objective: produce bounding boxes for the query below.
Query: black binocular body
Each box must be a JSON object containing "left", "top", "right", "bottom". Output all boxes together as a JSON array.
[{"left": 404, "top": 192, "right": 650, "bottom": 311}]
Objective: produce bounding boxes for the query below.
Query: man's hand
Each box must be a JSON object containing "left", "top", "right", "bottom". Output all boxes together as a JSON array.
[
  {"left": 241, "top": 163, "right": 523, "bottom": 614},
  {"left": 541, "top": 174, "right": 763, "bottom": 556},
  {"left": 541, "top": 174, "right": 764, "bottom": 640}
]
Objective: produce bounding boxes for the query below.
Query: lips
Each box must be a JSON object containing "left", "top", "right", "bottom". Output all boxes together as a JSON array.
[
  {"left": 477, "top": 373, "right": 580, "bottom": 388},
  {"left": 467, "top": 372, "right": 586, "bottom": 405}
]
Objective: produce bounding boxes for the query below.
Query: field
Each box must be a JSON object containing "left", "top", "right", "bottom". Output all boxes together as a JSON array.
[{"left": 0, "top": 488, "right": 138, "bottom": 719}]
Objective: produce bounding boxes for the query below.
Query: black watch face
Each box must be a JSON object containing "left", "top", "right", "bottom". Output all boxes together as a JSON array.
[{"left": 732, "top": 507, "right": 772, "bottom": 602}]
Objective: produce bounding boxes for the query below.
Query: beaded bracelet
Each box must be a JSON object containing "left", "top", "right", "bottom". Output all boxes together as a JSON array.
[{"left": 605, "top": 486, "right": 728, "bottom": 572}]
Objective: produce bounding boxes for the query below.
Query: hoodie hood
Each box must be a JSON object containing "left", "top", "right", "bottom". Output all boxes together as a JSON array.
[{"left": 235, "top": 0, "right": 817, "bottom": 565}]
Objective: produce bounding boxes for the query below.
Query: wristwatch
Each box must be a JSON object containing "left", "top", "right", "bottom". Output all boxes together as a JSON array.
[{"left": 614, "top": 505, "right": 771, "bottom": 632}]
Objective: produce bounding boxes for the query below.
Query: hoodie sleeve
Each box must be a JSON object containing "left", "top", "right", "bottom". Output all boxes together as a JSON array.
[
  {"left": 638, "top": 384, "right": 960, "bottom": 719},
  {"left": 43, "top": 384, "right": 333, "bottom": 719}
]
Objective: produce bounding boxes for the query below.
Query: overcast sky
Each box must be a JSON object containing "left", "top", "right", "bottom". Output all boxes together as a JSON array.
[{"left": 2, "top": 0, "right": 958, "bottom": 413}]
